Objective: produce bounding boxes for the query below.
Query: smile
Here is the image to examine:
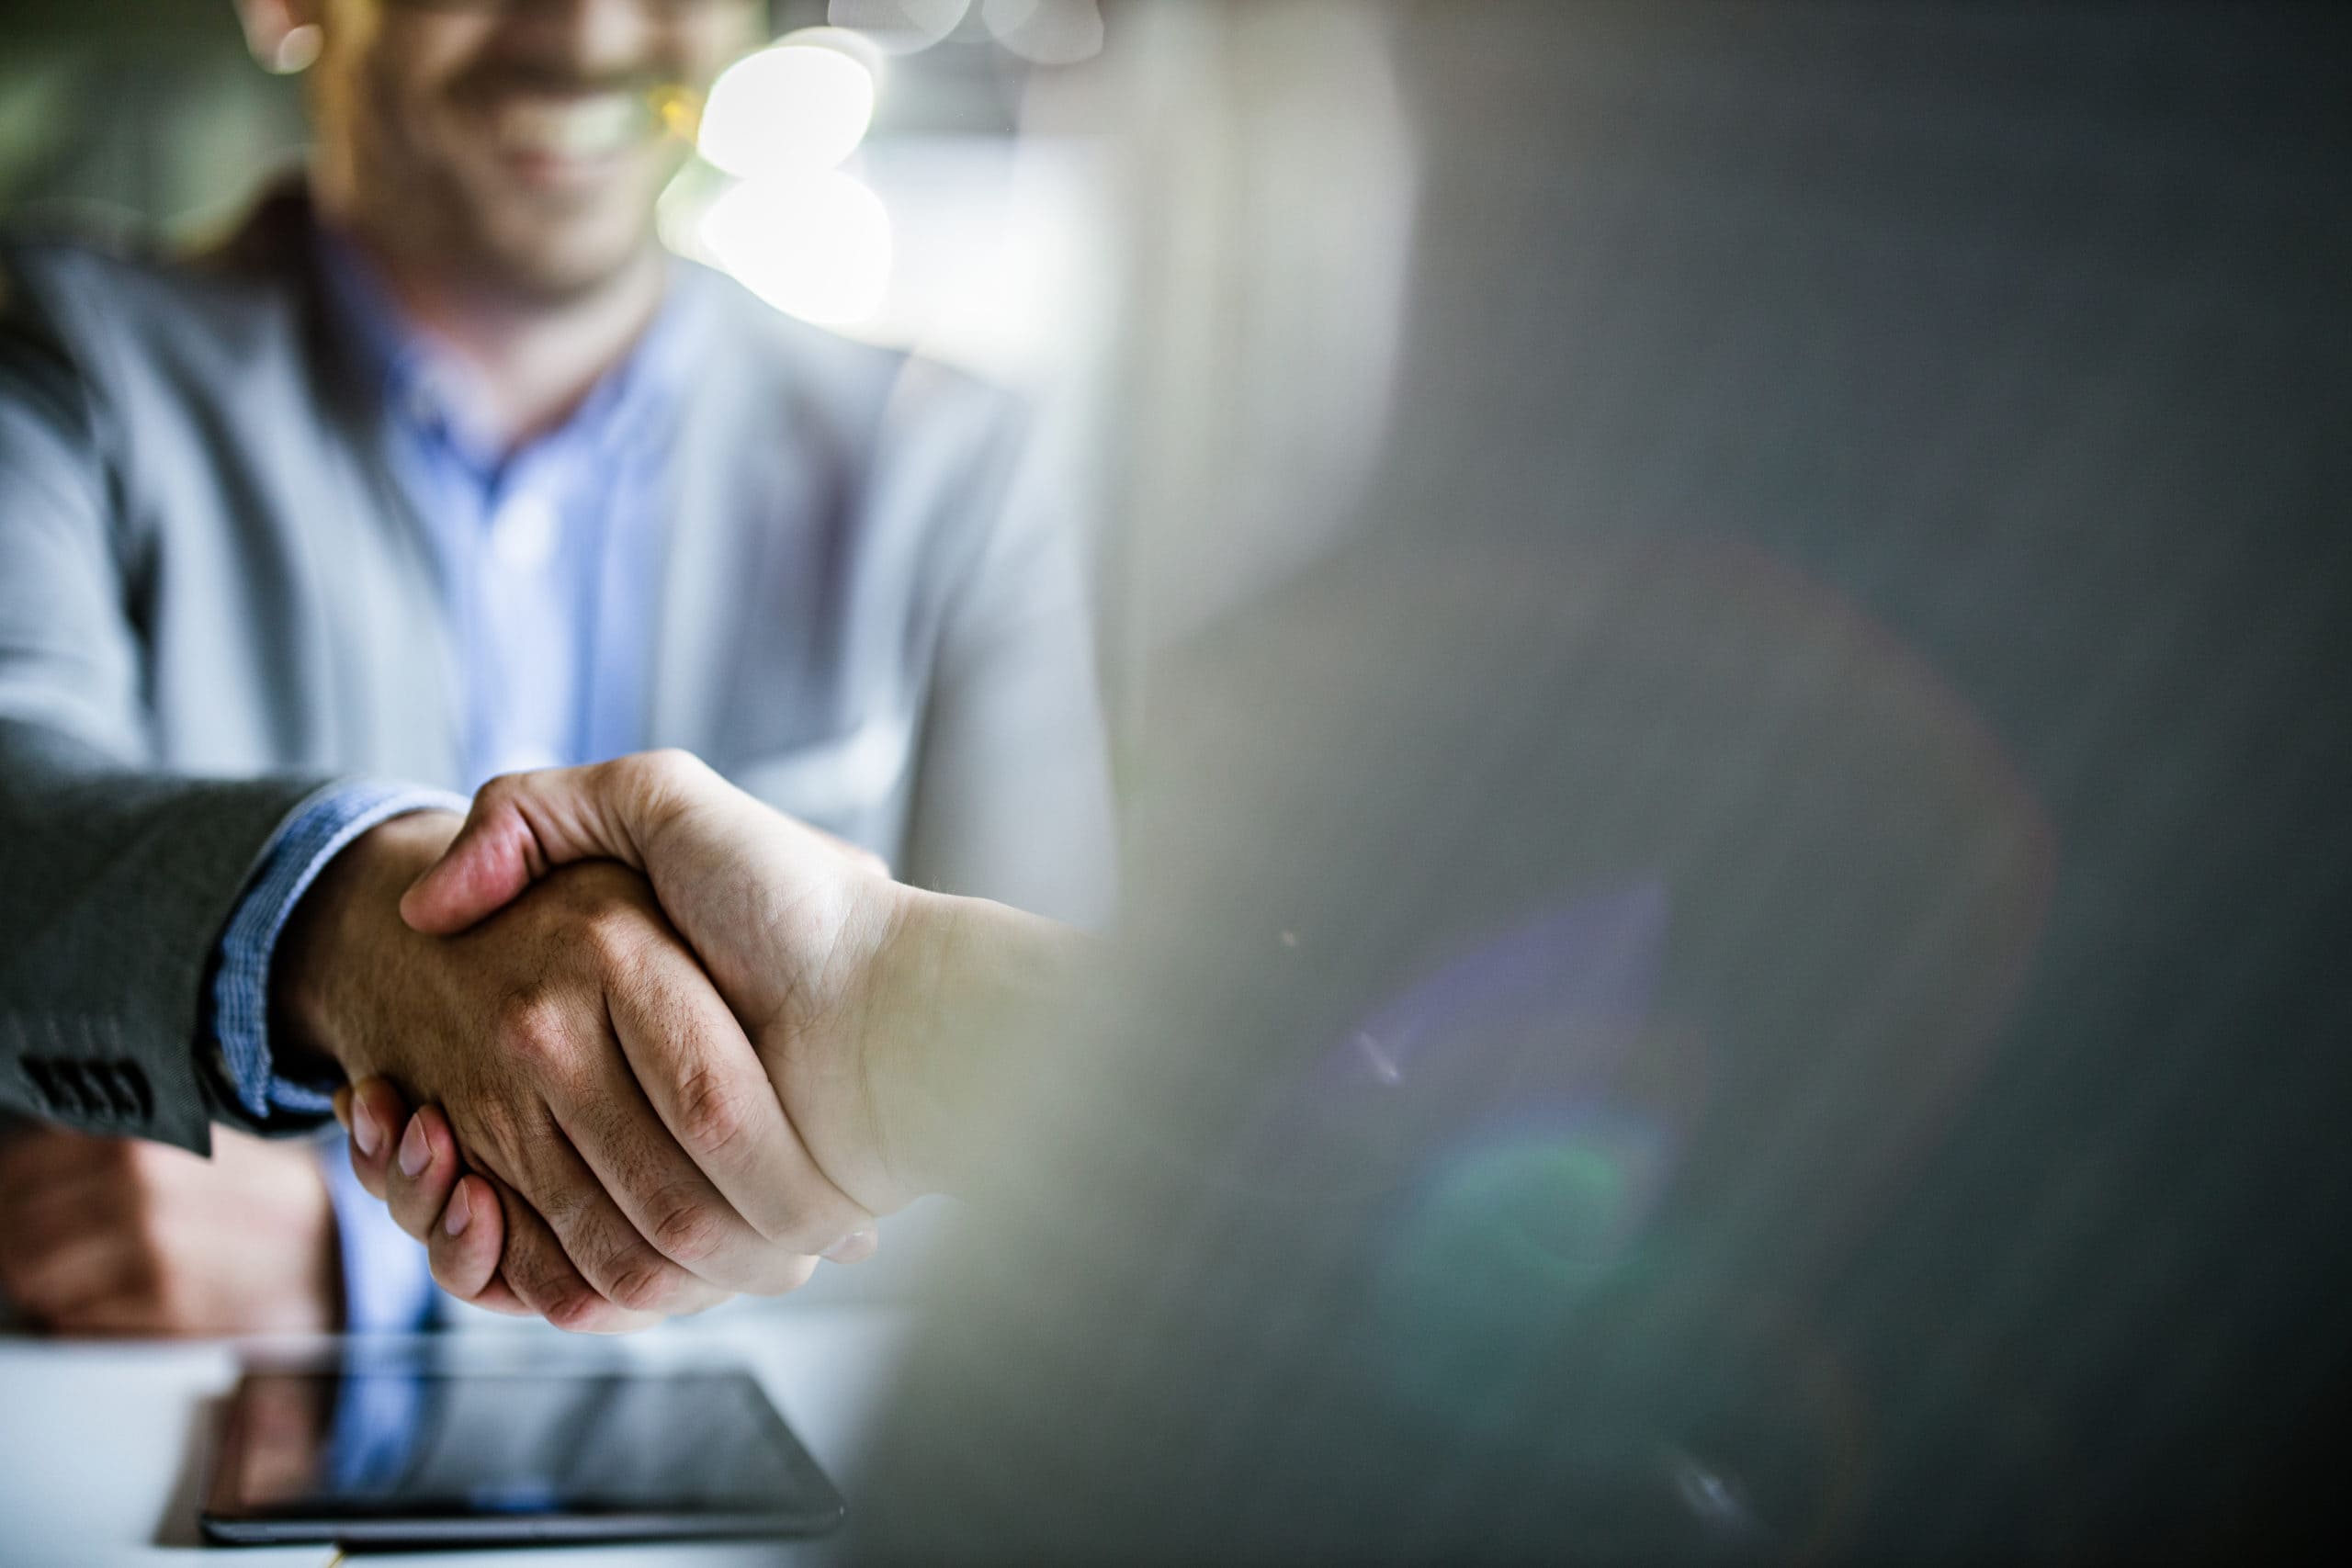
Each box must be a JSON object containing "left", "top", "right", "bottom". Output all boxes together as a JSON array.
[{"left": 486, "top": 92, "right": 650, "bottom": 162}]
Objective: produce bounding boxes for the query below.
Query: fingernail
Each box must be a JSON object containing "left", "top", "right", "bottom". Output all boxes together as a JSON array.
[
  {"left": 445, "top": 1184, "right": 471, "bottom": 1238},
  {"left": 353, "top": 1100, "right": 382, "bottom": 1158},
  {"left": 822, "top": 1230, "right": 877, "bottom": 1264},
  {"left": 398, "top": 1116, "right": 429, "bottom": 1179}
]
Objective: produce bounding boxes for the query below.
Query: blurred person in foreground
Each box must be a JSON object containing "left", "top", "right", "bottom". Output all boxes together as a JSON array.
[
  {"left": 0, "top": 0, "right": 1112, "bottom": 1337},
  {"left": 342, "top": 6, "right": 2346, "bottom": 1559},
  {"left": 315, "top": 3, "right": 2346, "bottom": 1558}
]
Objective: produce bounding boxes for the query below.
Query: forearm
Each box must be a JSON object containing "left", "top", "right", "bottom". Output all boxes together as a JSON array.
[{"left": 870, "top": 885, "right": 1091, "bottom": 1196}]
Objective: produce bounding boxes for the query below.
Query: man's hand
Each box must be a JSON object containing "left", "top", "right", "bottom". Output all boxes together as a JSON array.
[
  {"left": 351, "top": 750, "right": 1081, "bottom": 1310},
  {"left": 400, "top": 753, "right": 944, "bottom": 1218},
  {"left": 0, "top": 1127, "right": 338, "bottom": 1335},
  {"left": 275, "top": 810, "right": 865, "bottom": 1332}
]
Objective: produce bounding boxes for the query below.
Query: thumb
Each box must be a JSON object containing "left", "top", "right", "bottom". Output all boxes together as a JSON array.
[{"left": 398, "top": 760, "right": 655, "bottom": 934}]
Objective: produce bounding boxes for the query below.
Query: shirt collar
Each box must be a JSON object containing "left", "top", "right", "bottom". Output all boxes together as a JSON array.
[{"left": 311, "top": 225, "right": 703, "bottom": 481}]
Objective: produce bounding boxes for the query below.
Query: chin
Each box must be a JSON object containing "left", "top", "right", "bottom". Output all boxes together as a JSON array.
[{"left": 476, "top": 211, "right": 660, "bottom": 302}]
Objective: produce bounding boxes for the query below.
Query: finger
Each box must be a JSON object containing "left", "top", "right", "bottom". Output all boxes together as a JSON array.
[
  {"left": 476, "top": 1170, "right": 665, "bottom": 1335},
  {"left": 343, "top": 1077, "right": 411, "bottom": 1201},
  {"left": 386, "top": 1105, "right": 466, "bottom": 1244},
  {"left": 605, "top": 946, "right": 871, "bottom": 1267},
  {"left": 400, "top": 760, "right": 655, "bottom": 935},
  {"left": 453, "top": 1279, "right": 536, "bottom": 1317},
  {"left": 822, "top": 1229, "right": 880, "bottom": 1266},
  {"left": 437, "top": 972, "right": 736, "bottom": 1322},
  {"left": 546, "top": 1022, "right": 812, "bottom": 1296},
  {"left": 424, "top": 1172, "right": 526, "bottom": 1313},
  {"left": 401, "top": 750, "right": 885, "bottom": 942},
  {"left": 512, "top": 1112, "right": 737, "bottom": 1319}
]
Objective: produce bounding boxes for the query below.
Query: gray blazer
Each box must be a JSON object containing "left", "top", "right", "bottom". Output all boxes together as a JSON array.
[{"left": 0, "top": 189, "right": 1114, "bottom": 1154}]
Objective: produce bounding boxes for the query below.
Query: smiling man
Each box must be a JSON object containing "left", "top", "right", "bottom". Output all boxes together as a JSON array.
[{"left": 0, "top": 0, "right": 1114, "bottom": 1336}]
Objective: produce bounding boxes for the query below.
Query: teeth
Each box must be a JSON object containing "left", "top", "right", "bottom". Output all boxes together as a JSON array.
[{"left": 493, "top": 94, "right": 643, "bottom": 159}]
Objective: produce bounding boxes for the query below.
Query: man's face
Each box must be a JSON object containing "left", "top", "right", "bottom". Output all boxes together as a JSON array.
[{"left": 307, "top": 0, "right": 762, "bottom": 299}]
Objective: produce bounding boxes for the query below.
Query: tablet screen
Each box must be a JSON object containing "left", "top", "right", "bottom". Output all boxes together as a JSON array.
[{"left": 203, "top": 1358, "right": 843, "bottom": 1545}]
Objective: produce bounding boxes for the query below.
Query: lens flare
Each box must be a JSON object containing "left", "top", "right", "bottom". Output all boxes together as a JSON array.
[
  {"left": 697, "top": 31, "right": 879, "bottom": 180},
  {"left": 698, "top": 171, "right": 894, "bottom": 327}
]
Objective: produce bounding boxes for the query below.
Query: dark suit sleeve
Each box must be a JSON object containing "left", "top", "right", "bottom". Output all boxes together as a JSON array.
[{"left": 0, "top": 252, "right": 327, "bottom": 1153}]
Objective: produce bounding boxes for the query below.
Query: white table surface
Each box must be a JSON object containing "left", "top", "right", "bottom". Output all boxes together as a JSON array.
[{"left": 0, "top": 1305, "right": 912, "bottom": 1568}]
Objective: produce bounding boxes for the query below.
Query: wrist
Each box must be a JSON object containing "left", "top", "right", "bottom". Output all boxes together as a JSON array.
[
  {"left": 271, "top": 810, "right": 463, "bottom": 1079},
  {"left": 864, "top": 883, "right": 1085, "bottom": 1197}
]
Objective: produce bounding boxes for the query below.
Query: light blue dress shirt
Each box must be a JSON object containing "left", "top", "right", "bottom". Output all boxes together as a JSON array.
[{"left": 208, "top": 236, "right": 698, "bottom": 1331}]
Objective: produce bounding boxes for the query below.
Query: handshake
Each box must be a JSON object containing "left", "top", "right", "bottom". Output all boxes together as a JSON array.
[{"left": 278, "top": 750, "right": 1075, "bottom": 1332}]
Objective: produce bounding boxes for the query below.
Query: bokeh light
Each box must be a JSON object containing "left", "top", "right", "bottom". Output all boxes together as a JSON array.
[
  {"left": 696, "top": 171, "right": 894, "bottom": 327},
  {"left": 981, "top": 0, "right": 1104, "bottom": 64},
  {"left": 696, "top": 30, "right": 878, "bottom": 180},
  {"left": 829, "top": 0, "right": 972, "bottom": 54}
]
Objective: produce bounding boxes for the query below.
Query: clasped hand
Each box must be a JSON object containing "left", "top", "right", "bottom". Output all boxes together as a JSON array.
[{"left": 283, "top": 750, "right": 951, "bottom": 1332}]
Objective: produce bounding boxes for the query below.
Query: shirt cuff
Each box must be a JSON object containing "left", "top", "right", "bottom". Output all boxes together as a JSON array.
[
  {"left": 211, "top": 781, "right": 469, "bottom": 1120},
  {"left": 321, "top": 1137, "right": 443, "bottom": 1334}
]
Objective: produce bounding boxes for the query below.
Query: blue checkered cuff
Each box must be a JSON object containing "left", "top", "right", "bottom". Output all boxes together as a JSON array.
[{"left": 213, "top": 781, "right": 470, "bottom": 1120}]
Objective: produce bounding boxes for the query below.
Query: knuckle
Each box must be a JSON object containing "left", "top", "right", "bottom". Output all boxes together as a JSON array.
[
  {"left": 785, "top": 1192, "right": 865, "bottom": 1256},
  {"left": 528, "top": 1176, "right": 595, "bottom": 1245},
  {"left": 542, "top": 1286, "right": 616, "bottom": 1335},
  {"left": 760, "top": 1254, "right": 820, "bottom": 1298},
  {"left": 503, "top": 1252, "right": 561, "bottom": 1307},
  {"left": 502, "top": 1235, "right": 587, "bottom": 1320},
  {"left": 479, "top": 771, "right": 527, "bottom": 809},
  {"left": 626, "top": 749, "right": 713, "bottom": 828},
  {"left": 601, "top": 1258, "right": 678, "bottom": 1316},
  {"left": 635, "top": 748, "right": 700, "bottom": 793},
  {"left": 644, "top": 1187, "right": 728, "bottom": 1268},
  {"left": 494, "top": 988, "right": 577, "bottom": 1069},
  {"left": 582, "top": 907, "right": 653, "bottom": 975},
  {"left": 670, "top": 1064, "right": 753, "bottom": 1162},
  {"left": 426, "top": 1251, "right": 470, "bottom": 1296},
  {"left": 359, "top": 1076, "right": 412, "bottom": 1119},
  {"left": 543, "top": 1195, "right": 662, "bottom": 1308},
  {"left": 469, "top": 1090, "right": 526, "bottom": 1150}
]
